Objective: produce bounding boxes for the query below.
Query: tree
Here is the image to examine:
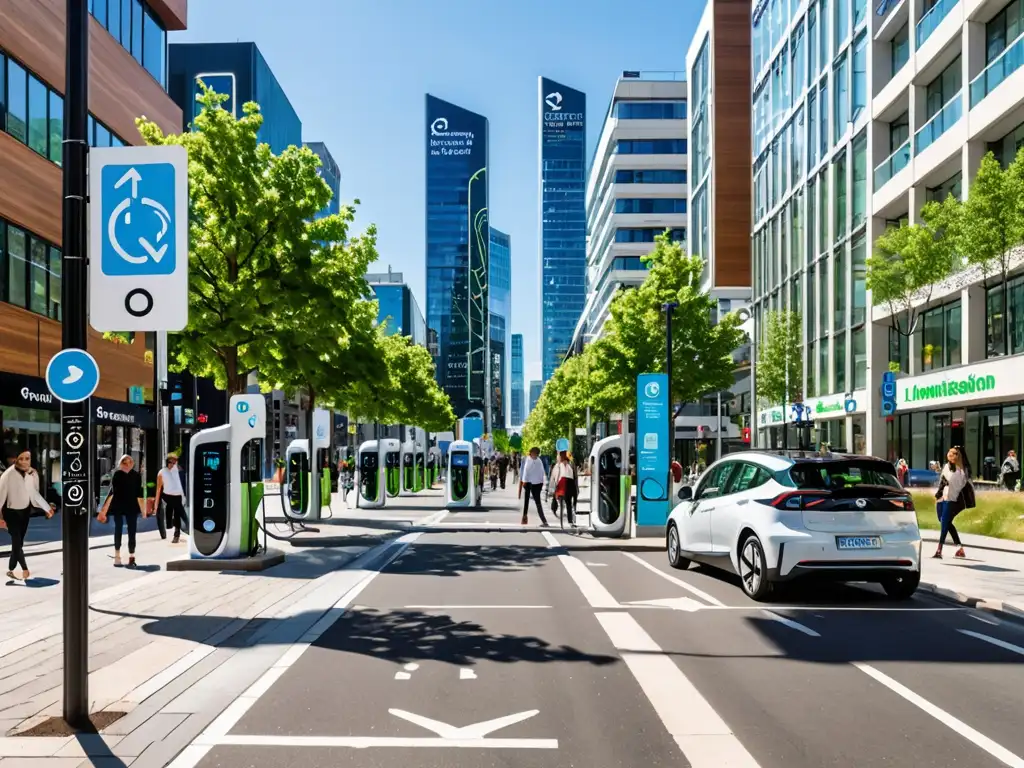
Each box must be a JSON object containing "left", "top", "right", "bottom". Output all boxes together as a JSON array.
[
  {"left": 866, "top": 198, "right": 958, "bottom": 366},
  {"left": 755, "top": 310, "right": 803, "bottom": 407},
  {"left": 135, "top": 87, "right": 343, "bottom": 392},
  {"left": 957, "top": 151, "right": 1024, "bottom": 352},
  {"left": 492, "top": 430, "right": 511, "bottom": 454}
]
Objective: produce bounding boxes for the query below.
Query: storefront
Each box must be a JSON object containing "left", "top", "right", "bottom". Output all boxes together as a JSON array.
[
  {"left": 93, "top": 398, "right": 157, "bottom": 499},
  {"left": 0, "top": 372, "right": 61, "bottom": 502},
  {"left": 885, "top": 356, "right": 1023, "bottom": 481},
  {"left": 757, "top": 391, "right": 867, "bottom": 453}
]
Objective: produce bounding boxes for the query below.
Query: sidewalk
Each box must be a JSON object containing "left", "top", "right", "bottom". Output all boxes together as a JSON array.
[{"left": 0, "top": 488, "right": 428, "bottom": 766}]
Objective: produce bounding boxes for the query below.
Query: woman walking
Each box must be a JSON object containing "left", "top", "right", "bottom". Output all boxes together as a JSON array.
[
  {"left": 98, "top": 454, "right": 146, "bottom": 568},
  {"left": 933, "top": 446, "right": 969, "bottom": 559},
  {"left": 0, "top": 449, "right": 55, "bottom": 580},
  {"left": 154, "top": 453, "right": 186, "bottom": 544},
  {"left": 547, "top": 450, "right": 576, "bottom": 527}
]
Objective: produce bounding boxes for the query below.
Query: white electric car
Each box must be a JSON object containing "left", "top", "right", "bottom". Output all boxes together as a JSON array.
[{"left": 665, "top": 451, "right": 921, "bottom": 601}]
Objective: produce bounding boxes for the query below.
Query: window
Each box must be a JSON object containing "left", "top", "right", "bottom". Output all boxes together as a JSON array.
[
  {"left": 615, "top": 228, "right": 686, "bottom": 243},
  {"left": 29, "top": 238, "right": 47, "bottom": 315},
  {"left": 142, "top": 8, "right": 166, "bottom": 86},
  {"left": 852, "top": 32, "right": 867, "bottom": 122},
  {"left": 725, "top": 462, "right": 771, "bottom": 493},
  {"left": 48, "top": 91, "right": 63, "bottom": 165},
  {"left": 808, "top": 91, "right": 818, "bottom": 166},
  {"left": 614, "top": 199, "right": 687, "bottom": 214},
  {"left": 90, "top": 0, "right": 166, "bottom": 86},
  {"left": 892, "top": 24, "right": 910, "bottom": 75},
  {"left": 925, "top": 57, "right": 962, "bottom": 120},
  {"left": 854, "top": 0, "right": 868, "bottom": 28},
  {"left": 6, "top": 225, "right": 28, "bottom": 308},
  {"left": 794, "top": 106, "right": 804, "bottom": 182},
  {"left": 48, "top": 246, "right": 61, "bottom": 321},
  {"left": 819, "top": 81, "right": 829, "bottom": 157},
  {"left": 835, "top": 0, "right": 850, "bottom": 48},
  {"left": 889, "top": 326, "right": 909, "bottom": 373},
  {"left": 945, "top": 302, "right": 962, "bottom": 366},
  {"left": 792, "top": 189, "right": 804, "bottom": 268},
  {"left": 1, "top": 219, "right": 62, "bottom": 317},
  {"left": 616, "top": 101, "right": 686, "bottom": 119},
  {"left": 818, "top": 170, "right": 829, "bottom": 253},
  {"left": 131, "top": 0, "right": 144, "bottom": 65},
  {"left": 834, "top": 246, "right": 847, "bottom": 330},
  {"left": 834, "top": 152, "right": 848, "bottom": 241},
  {"left": 27, "top": 73, "right": 48, "bottom": 156},
  {"left": 835, "top": 330, "right": 847, "bottom": 392},
  {"left": 926, "top": 171, "right": 962, "bottom": 203},
  {"left": 851, "top": 233, "right": 866, "bottom": 325},
  {"left": 808, "top": 263, "right": 818, "bottom": 345},
  {"left": 987, "top": 273, "right": 1024, "bottom": 357},
  {"left": 616, "top": 139, "right": 687, "bottom": 154},
  {"left": 853, "top": 327, "right": 866, "bottom": 389},
  {"left": 793, "top": 24, "right": 806, "bottom": 97},
  {"left": 108, "top": 0, "right": 121, "bottom": 42},
  {"left": 809, "top": 5, "right": 819, "bottom": 77},
  {"left": 6, "top": 58, "right": 27, "bottom": 143},
  {"left": 985, "top": 0, "right": 1024, "bottom": 65},
  {"left": 834, "top": 51, "right": 849, "bottom": 142},
  {"left": 919, "top": 300, "right": 961, "bottom": 369},
  {"left": 818, "top": 337, "right": 830, "bottom": 394},
  {"left": 890, "top": 111, "right": 910, "bottom": 152},
  {"left": 614, "top": 169, "right": 687, "bottom": 184},
  {"left": 988, "top": 121, "right": 1024, "bottom": 168},
  {"left": 851, "top": 132, "right": 867, "bottom": 229},
  {"left": 819, "top": 256, "right": 829, "bottom": 333},
  {"left": 807, "top": 177, "right": 817, "bottom": 263},
  {"left": 820, "top": 0, "right": 830, "bottom": 67}
]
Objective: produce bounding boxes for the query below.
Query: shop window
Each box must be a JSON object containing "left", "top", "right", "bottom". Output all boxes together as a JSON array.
[
  {"left": 987, "top": 273, "right": 1024, "bottom": 357},
  {"left": 918, "top": 299, "right": 961, "bottom": 370}
]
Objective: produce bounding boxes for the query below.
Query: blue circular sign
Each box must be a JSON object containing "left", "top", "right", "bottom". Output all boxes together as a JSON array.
[{"left": 45, "top": 349, "right": 100, "bottom": 403}]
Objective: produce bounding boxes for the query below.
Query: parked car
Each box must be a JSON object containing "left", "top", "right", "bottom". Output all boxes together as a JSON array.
[{"left": 666, "top": 450, "right": 921, "bottom": 601}]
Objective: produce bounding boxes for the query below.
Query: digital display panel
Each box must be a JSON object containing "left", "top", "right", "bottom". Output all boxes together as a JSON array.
[
  {"left": 193, "top": 441, "right": 228, "bottom": 556},
  {"left": 451, "top": 453, "right": 469, "bottom": 467}
]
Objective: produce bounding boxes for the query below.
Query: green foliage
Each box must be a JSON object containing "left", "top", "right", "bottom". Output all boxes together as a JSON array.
[
  {"left": 491, "top": 430, "right": 511, "bottom": 454},
  {"left": 958, "top": 151, "right": 1024, "bottom": 282},
  {"left": 755, "top": 310, "right": 802, "bottom": 407},
  {"left": 524, "top": 232, "right": 745, "bottom": 449}
]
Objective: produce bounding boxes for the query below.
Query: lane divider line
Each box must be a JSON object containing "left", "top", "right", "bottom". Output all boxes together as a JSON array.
[
  {"left": 403, "top": 605, "right": 553, "bottom": 609},
  {"left": 958, "top": 629, "right": 1024, "bottom": 657},
  {"left": 854, "top": 662, "right": 1024, "bottom": 768},
  {"left": 595, "top": 612, "right": 762, "bottom": 768},
  {"left": 209, "top": 734, "right": 559, "bottom": 749},
  {"left": 621, "top": 552, "right": 726, "bottom": 607},
  {"left": 761, "top": 610, "right": 821, "bottom": 637},
  {"left": 541, "top": 531, "right": 620, "bottom": 609}
]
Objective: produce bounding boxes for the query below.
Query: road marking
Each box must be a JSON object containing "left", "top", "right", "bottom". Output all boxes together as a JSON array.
[
  {"left": 168, "top": 530, "right": 425, "bottom": 768},
  {"left": 403, "top": 605, "right": 553, "bottom": 609},
  {"left": 761, "top": 610, "right": 821, "bottom": 637},
  {"left": 391, "top": 708, "right": 541, "bottom": 738},
  {"left": 595, "top": 612, "right": 762, "bottom": 767},
  {"left": 586, "top": 562, "right": 608, "bottom": 567},
  {"left": 958, "top": 629, "right": 1024, "bottom": 657},
  {"left": 621, "top": 552, "right": 726, "bottom": 607},
  {"left": 404, "top": 663, "right": 419, "bottom": 671},
  {"left": 627, "top": 597, "right": 705, "bottom": 612},
  {"left": 395, "top": 672, "right": 411, "bottom": 680},
  {"left": 854, "top": 663, "right": 1024, "bottom": 768},
  {"left": 968, "top": 612, "right": 1001, "bottom": 625},
  {"left": 460, "top": 668, "right": 477, "bottom": 680},
  {"left": 202, "top": 734, "right": 559, "bottom": 749},
  {"left": 541, "top": 531, "right": 620, "bottom": 608}
]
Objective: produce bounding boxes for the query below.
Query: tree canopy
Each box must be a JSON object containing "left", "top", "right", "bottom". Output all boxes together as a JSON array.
[{"left": 755, "top": 310, "right": 802, "bottom": 407}]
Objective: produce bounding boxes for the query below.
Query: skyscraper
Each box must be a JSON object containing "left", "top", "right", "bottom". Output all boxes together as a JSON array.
[
  {"left": 528, "top": 380, "right": 543, "bottom": 418},
  {"left": 304, "top": 141, "right": 341, "bottom": 220},
  {"left": 366, "top": 271, "right": 427, "bottom": 347},
  {"left": 489, "top": 229, "right": 511, "bottom": 429},
  {"left": 425, "top": 95, "right": 489, "bottom": 419},
  {"left": 539, "top": 77, "right": 587, "bottom": 383},
  {"left": 511, "top": 334, "right": 525, "bottom": 426}
]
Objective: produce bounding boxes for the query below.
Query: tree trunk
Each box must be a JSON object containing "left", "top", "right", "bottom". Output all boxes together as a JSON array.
[{"left": 224, "top": 347, "right": 248, "bottom": 394}]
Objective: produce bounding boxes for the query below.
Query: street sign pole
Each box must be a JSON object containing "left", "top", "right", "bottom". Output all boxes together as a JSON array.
[{"left": 62, "top": 0, "right": 90, "bottom": 727}]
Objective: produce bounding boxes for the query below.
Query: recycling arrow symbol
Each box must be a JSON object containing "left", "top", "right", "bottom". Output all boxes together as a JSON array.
[{"left": 108, "top": 167, "right": 172, "bottom": 265}]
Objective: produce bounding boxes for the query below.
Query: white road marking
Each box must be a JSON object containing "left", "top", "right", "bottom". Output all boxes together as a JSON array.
[
  {"left": 958, "top": 629, "right": 1024, "bottom": 657},
  {"left": 390, "top": 708, "right": 540, "bottom": 738},
  {"left": 595, "top": 612, "right": 762, "bottom": 767},
  {"left": 854, "top": 663, "right": 1024, "bottom": 768},
  {"left": 460, "top": 668, "right": 477, "bottom": 680},
  {"left": 202, "top": 734, "right": 559, "bottom": 749},
  {"left": 394, "top": 672, "right": 411, "bottom": 680},
  {"left": 968, "top": 612, "right": 1001, "bottom": 626},
  {"left": 541, "top": 531, "right": 620, "bottom": 608},
  {"left": 586, "top": 562, "right": 609, "bottom": 567},
  {"left": 404, "top": 663, "right": 420, "bottom": 671},
  {"left": 404, "top": 605, "right": 553, "bottom": 609},
  {"left": 761, "top": 610, "right": 821, "bottom": 637},
  {"left": 627, "top": 597, "right": 705, "bottom": 612},
  {"left": 621, "top": 552, "right": 726, "bottom": 607}
]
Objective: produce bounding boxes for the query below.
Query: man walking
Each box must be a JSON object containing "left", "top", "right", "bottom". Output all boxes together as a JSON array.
[
  {"left": 518, "top": 447, "right": 549, "bottom": 526},
  {"left": 154, "top": 453, "right": 187, "bottom": 544},
  {"left": 497, "top": 452, "right": 510, "bottom": 489}
]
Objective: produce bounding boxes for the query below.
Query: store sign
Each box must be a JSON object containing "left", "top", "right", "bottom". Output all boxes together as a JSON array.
[
  {"left": 896, "top": 358, "right": 1024, "bottom": 411},
  {"left": 794, "top": 391, "right": 867, "bottom": 421},
  {"left": 0, "top": 372, "right": 58, "bottom": 410},
  {"left": 93, "top": 397, "right": 157, "bottom": 429},
  {"left": 759, "top": 406, "right": 785, "bottom": 426},
  {"left": 128, "top": 386, "right": 145, "bottom": 404}
]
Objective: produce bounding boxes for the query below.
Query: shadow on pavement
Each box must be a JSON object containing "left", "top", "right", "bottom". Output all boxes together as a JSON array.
[
  {"left": 385, "top": 542, "right": 557, "bottom": 577},
  {"left": 314, "top": 607, "right": 620, "bottom": 667}
]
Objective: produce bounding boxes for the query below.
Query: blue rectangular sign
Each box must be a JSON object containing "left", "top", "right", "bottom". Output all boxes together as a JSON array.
[{"left": 636, "top": 373, "right": 670, "bottom": 527}]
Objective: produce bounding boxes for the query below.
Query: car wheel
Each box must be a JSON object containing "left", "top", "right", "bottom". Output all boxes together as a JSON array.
[
  {"left": 738, "top": 533, "right": 774, "bottom": 601},
  {"left": 881, "top": 571, "right": 921, "bottom": 600},
  {"left": 666, "top": 523, "right": 691, "bottom": 570}
]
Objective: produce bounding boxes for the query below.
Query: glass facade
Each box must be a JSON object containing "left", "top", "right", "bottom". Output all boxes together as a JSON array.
[
  {"left": 0, "top": 218, "right": 62, "bottom": 321},
  {"left": 304, "top": 141, "right": 341, "bottom": 220},
  {"left": 540, "top": 77, "right": 587, "bottom": 383},
  {"left": 490, "top": 229, "right": 511, "bottom": 429},
  {"left": 88, "top": 0, "right": 167, "bottom": 86},
  {"left": 528, "top": 380, "right": 543, "bottom": 418},
  {"left": 426, "top": 95, "right": 489, "bottom": 419},
  {"left": 511, "top": 334, "right": 524, "bottom": 426},
  {"left": 370, "top": 282, "right": 427, "bottom": 348}
]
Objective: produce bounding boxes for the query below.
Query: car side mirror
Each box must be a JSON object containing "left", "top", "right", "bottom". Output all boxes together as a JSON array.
[{"left": 677, "top": 485, "right": 693, "bottom": 501}]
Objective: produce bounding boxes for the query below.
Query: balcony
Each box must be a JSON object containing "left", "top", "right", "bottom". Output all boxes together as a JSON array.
[
  {"left": 874, "top": 141, "right": 911, "bottom": 190},
  {"left": 916, "top": 0, "right": 958, "bottom": 47},
  {"left": 914, "top": 91, "right": 962, "bottom": 154},
  {"left": 970, "top": 33, "right": 1024, "bottom": 108}
]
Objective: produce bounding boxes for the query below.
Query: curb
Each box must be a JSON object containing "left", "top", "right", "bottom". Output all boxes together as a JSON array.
[
  {"left": 918, "top": 532, "right": 1024, "bottom": 556},
  {"left": 918, "top": 581, "right": 1024, "bottom": 625}
]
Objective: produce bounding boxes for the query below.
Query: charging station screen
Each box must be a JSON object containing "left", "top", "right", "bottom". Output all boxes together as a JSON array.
[
  {"left": 195, "top": 441, "right": 229, "bottom": 555},
  {"left": 451, "top": 453, "right": 469, "bottom": 467}
]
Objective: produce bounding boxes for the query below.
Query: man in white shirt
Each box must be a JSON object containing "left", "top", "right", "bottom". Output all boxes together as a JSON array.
[
  {"left": 518, "top": 447, "right": 550, "bottom": 526},
  {"left": 154, "top": 453, "right": 186, "bottom": 544}
]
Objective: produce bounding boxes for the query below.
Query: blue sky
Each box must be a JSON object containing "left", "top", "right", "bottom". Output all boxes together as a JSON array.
[{"left": 173, "top": 0, "right": 704, "bottom": 383}]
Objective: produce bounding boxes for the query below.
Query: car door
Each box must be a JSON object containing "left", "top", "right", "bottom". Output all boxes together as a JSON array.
[
  {"left": 710, "top": 461, "right": 762, "bottom": 554},
  {"left": 684, "top": 462, "right": 735, "bottom": 553}
]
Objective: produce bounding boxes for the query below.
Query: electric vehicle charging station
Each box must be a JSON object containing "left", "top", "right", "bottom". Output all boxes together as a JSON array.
[
  {"left": 188, "top": 394, "right": 265, "bottom": 559},
  {"left": 283, "top": 409, "right": 331, "bottom": 521},
  {"left": 414, "top": 440, "right": 426, "bottom": 491},
  {"left": 445, "top": 439, "right": 481, "bottom": 508},
  {"left": 400, "top": 439, "right": 417, "bottom": 496},
  {"left": 588, "top": 435, "right": 630, "bottom": 538},
  {"left": 356, "top": 439, "right": 386, "bottom": 509},
  {"left": 383, "top": 439, "right": 402, "bottom": 498},
  {"left": 428, "top": 446, "right": 442, "bottom": 486}
]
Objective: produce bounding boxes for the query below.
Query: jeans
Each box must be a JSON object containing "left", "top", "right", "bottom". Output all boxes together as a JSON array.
[
  {"left": 522, "top": 483, "right": 549, "bottom": 525},
  {"left": 162, "top": 495, "right": 186, "bottom": 538},
  {"left": 4, "top": 507, "right": 31, "bottom": 572},
  {"left": 936, "top": 500, "right": 962, "bottom": 548},
  {"left": 113, "top": 514, "right": 139, "bottom": 554}
]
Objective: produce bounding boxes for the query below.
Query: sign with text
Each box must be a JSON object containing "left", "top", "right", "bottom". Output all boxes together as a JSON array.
[
  {"left": 61, "top": 413, "right": 90, "bottom": 515},
  {"left": 636, "top": 373, "right": 670, "bottom": 527}
]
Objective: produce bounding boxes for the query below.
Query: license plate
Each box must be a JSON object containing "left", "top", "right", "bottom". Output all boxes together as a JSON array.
[{"left": 836, "top": 535, "right": 883, "bottom": 550}]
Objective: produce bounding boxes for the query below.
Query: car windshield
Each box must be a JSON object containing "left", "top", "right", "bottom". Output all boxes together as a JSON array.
[{"left": 788, "top": 461, "right": 901, "bottom": 490}]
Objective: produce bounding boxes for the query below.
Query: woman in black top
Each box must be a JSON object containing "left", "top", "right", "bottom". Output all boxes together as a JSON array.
[{"left": 98, "top": 454, "right": 146, "bottom": 568}]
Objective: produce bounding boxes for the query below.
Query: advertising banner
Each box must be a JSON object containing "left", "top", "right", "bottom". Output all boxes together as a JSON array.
[{"left": 636, "top": 373, "right": 670, "bottom": 527}]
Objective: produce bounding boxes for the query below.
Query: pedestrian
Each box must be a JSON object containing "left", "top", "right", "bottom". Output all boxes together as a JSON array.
[
  {"left": 1000, "top": 450, "right": 1019, "bottom": 492},
  {"left": 154, "top": 453, "right": 186, "bottom": 544},
  {"left": 497, "top": 452, "right": 510, "bottom": 489},
  {"left": 0, "top": 449, "right": 56, "bottom": 581},
  {"left": 896, "top": 458, "right": 909, "bottom": 487},
  {"left": 489, "top": 457, "right": 499, "bottom": 490},
  {"left": 518, "top": 447, "right": 550, "bottom": 526},
  {"left": 511, "top": 452, "right": 520, "bottom": 482},
  {"left": 547, "top": 450, "right": 576, "bottom": 526},
  {"left": 933, "top": 446, "right": 971, "bottom": 560},
  {"left": 98, "top": 454, "right": 146, "bottom": 568}
]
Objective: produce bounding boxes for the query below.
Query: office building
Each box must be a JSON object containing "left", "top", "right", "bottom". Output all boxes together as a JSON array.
[
  {"left": 367, "top": 270, "right": 427, "bottom": 347},
  {"left": 305, "top": 141, "right": 341, "bottom": 219},
  {"left": 539, "top": 77, "right": 587, "bottom": 383},
  {"left": 683, "top": 0, "right": 754, "bottom": 462},
  {"left": 425, "top": 94, "right": 489, "bottom": 420},
  {"left": 168, "top": 42, "right": 301, "bottom": 153},
  {"left": 511, "top": 334, "right": 525, "bottom": 426},
  {"left": 528, "top": 380, "right": 543, "bottom": 418},
  {"left": 572, "top": 72, "right": 688, "bottom": 351},
  {"left": 0, "top": 0, "right": 185, "bottom": 492},
  {"left": 489, "top": 228, "right": 511, "bottom": 429}
]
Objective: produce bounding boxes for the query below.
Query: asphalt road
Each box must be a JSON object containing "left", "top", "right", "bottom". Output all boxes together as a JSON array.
[{"left": 182, "top": 484, "right": 1024, "bottom": 768}]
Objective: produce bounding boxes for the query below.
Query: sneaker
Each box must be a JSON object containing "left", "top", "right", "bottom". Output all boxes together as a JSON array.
[
  {"left": 954, "top": 548, "right": 966, "bottom": 559},
  {"left": 172, "top": 537, "right": 180, "bottom": 544},
  {"left": 128, "top": 557, "right": 137, "bottom": 569}
]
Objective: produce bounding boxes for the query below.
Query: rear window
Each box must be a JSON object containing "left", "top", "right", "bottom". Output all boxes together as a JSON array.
[{"left": 786, "top": 461, "right": 901, "bottom": 490}]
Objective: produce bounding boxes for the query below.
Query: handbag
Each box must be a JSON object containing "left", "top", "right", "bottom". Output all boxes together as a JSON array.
[{"left": 962, "top": 480, "right": 976, "bottom": 509}]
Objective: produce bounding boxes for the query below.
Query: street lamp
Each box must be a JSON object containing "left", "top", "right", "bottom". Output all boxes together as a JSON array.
[{"left": 662, "top": 302, "right": 678, "bottom": 462}]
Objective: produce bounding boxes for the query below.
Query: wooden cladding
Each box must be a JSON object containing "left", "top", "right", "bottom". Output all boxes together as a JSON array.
[
  {"left": 0, "top": 0, "right": 182, "bottom": 143},
  {"left": 0, "top": 133, "right": 61, "bottom": 244},
  {"left": 712, "top": 0, "right": 753, "bottom": 289},
  {"left": 148, "top": 0, "right": 187, "bottom": 31},
  {"left": 0, "top": 304, "right": 153, "bottom": 402}
]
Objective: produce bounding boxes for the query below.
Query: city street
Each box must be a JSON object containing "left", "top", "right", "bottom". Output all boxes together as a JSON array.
[{"left": 164, "top": 483, "right": 1024, "bottom": 768}]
